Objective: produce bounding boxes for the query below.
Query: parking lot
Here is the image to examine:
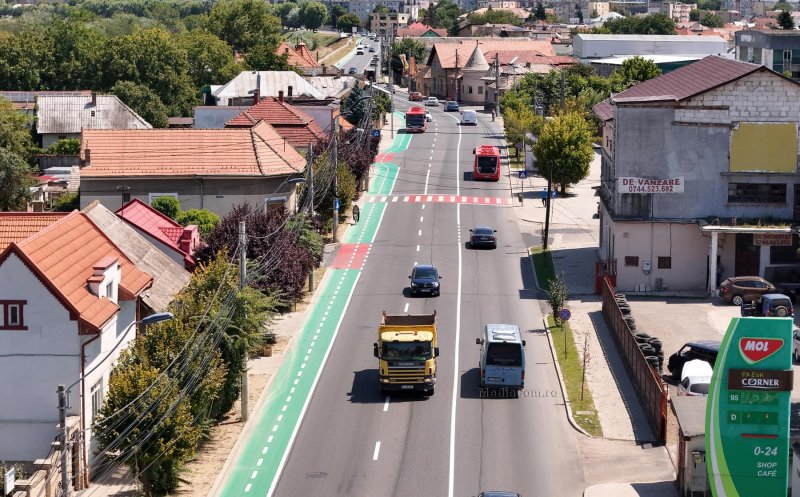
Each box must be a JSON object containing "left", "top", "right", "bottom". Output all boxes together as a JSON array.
[{"left": 624, "top": 296, "right": 800, "bottom": 400}]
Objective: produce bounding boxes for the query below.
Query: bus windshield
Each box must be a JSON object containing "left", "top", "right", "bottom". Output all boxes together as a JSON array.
[
  {"left": 477, "top": 156, "right": 498, "bottom": 173},
  {"left": 485, "top": 343, "right": 522, "bottom": 366},
  {"left": 383, "top": 342, "right": 432, "bottom": 361}
]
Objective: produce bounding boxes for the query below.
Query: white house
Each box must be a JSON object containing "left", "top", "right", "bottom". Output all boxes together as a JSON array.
[{"left": 0, "top": 212, "right": 152, "bottom": 484}]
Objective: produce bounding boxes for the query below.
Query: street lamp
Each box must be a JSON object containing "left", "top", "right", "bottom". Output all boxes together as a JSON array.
[{"left": 58, "top": 312, "right": 173, "bottom": 497}]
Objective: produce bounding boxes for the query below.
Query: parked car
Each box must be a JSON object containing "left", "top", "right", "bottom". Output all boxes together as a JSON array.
[
  {"left": 425, "top": 110, "right": 432, "bottom": 122},
  {"left": 791, "top": 326, "right": 800, "bottom": 362},
  {"left": 719, "top": 276, "right": 776, "bottom": 306},
  {"left": 425, "top": 96, "right": 439, "bottom": 106},
  {"left": 348, "top": 67, "right": 358, "bottom": 75},
  {"left": 677, "top": 359, "right": 713, "bottom": 396},
  {"left": 444, "top": 101, "right": 459, "bottom": 112},
  {"left": 408, "top": 264, "right": 442, "bottom": 296},
  {"left": 479, "top": 492, "right": 520, "bottom": 497},
  {"left": 667, "top": 340, "right": 720, "bottom": 380},
  {"left": 741, "top": 293, "right": 794, "bottom": 317},
  {"left": 469, "top": 227, "right": 497, "bottom": 249},
  {"left": 409, "top": 91, "right": 424, "bottom": 101}
]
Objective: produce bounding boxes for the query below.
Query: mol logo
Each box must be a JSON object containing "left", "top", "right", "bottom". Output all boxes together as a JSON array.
[{"left": 739, "top": 337, "right": 784, "bottom": 365}]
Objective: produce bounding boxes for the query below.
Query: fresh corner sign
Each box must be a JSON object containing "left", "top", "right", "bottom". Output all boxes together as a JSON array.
[{"left": 706, "top": 317, "right": 793, "bottom": 497}]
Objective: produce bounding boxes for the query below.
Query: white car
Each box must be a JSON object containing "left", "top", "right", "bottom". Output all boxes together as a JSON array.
[
  {"left": 424, "top": 97, "right": 439, "bottom": 107},
  {"left": 792, "top": 326, "right": 800, "bottom": 362},
  {"left": 425, "top": 110, "right": 432, "bottom": 122},
  {"left": 677, "top": 359, "right": 713, "bottom": 396}
]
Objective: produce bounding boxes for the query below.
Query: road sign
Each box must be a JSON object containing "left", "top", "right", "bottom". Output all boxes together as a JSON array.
[
  {"left": 559, "top": 308, "right": 571, "bottom": 321},
  {"left": 706, "top": 317, "right": 793, "bottom": 497},
  {"left": 335, "top": 198, "right": 340, "bottom": 211},
  {"left": 371, "top": 129, "right": 381, "bottom": 137},
  {"left": 518, "top": 170, "right": 527, "bottom": 179}
]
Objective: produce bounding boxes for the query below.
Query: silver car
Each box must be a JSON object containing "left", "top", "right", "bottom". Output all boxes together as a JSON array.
[{"left": 424, "top": 97, "right": 439, "bottom": 107}]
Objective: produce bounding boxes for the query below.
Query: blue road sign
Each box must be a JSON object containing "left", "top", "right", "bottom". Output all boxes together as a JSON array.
[
  {"left": 335, "top": 198, "right": 340, "bottom": 211},
  {"left": 371, "top": 129, "right": 381, "bottom": 137},
  {"left": 559, "top": 308, "right": 572, "bottom": 321},
  {"left": 518, "top": 170, "right": 527, "bottom": 179}
]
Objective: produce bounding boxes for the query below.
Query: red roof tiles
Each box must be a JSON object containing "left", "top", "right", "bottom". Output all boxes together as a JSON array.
[
  {"left": 612, "top": 56, "right": 764, "bottom": 104},
  {"left": 225, "top": 97, "right": 327, "bottom": 149},
  {"left": 80, "top": 121, "right": 306, "bottom": 178},
  {"left": 115, "top": 199, "right": 197, "bottom": 267},
  {"left": 277, "top": 42, "right": 320, "bottom": 69},
  {"left": 0, "top": 212, "right": 68, "bottom": 251},
  {"left": 0, "top": 211, "right": 152, "bottom": 330}
]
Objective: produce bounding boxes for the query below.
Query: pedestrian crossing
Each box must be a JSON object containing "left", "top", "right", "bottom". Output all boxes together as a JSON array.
[{"left": 364, "top": 194, "right": 512, "bottom": 206}]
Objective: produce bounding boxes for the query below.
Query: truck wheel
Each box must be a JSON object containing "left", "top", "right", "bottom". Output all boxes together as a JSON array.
[
  {"left": 731, "top": 294, "right": 744, "bottom": 306},
  {"left": 775, "top": 306, "right": 789, "bottom": 317},
  {"left": 380, "top": 387, "right": 389, "bottom": 396}
]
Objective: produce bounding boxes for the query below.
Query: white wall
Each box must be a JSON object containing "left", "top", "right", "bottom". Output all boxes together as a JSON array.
[
  {"left": 42, "top": 133, "right": 81, "bottom": 149},
  {"left": 0, "top": 254, "right": 79, "bottom": 460}
]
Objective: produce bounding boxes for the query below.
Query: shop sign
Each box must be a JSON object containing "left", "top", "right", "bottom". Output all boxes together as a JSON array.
[
  {"left": 753, "top": 233, "right": 792, "bottom": 246},
  {"left": 618, "top": 177, "right": 684, "bottom": 194}
]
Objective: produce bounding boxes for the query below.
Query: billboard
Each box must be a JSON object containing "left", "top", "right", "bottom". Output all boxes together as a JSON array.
[{"left": 706, "top": 317, "right": 793, "bottom": 497}]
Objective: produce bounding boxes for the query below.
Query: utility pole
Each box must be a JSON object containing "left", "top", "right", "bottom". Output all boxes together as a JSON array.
[
  {"left": 543, "top": 71, "right": 565, "bottom": 252},
  {"left": 238, "top": 220, "right": 249, "bottom": 421},
  {"left": 454, "top": 49, "right": 460, "bottom": 102},
  {"left": 389, "top": 25, "right": 395, "bottom": 138},
  {"left": 307, "top": 143, "right": 314, "bottom": 291},
  {"left": 494, "top": 53, "right": 500, "bottom": 114},
  {"left": 332, "top": 115, "right": 339, "bottom": 243},
  {"left": 58, "top": 385, "right": 70, "bottom": 497}
]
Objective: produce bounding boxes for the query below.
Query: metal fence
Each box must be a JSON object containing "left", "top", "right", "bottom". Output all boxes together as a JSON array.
[{"left": 600, "top": 276, "right": 668, "bottom": 444}]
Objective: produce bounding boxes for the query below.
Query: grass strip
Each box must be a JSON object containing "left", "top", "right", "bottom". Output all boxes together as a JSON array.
[
  {"left": 530, "top": 246, "right": 555, "bottom": 288},
  {"left": 547, "top": 315, "right": 603, "bottom": 437}
]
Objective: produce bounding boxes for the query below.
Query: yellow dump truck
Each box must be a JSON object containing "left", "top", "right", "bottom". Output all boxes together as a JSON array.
[{"left": 373, "top": 311, "right": 439, "bottom": 395}]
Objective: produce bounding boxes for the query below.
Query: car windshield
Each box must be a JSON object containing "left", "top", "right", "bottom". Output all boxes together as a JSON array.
[
  {"left": 383, "top": 342, "right": 432, "bottom": 360},
  {"left": 414, "top": 267, "right": 437, "bottom": 279},
  {"left": 485, "top": 343, "right": 522, "bottom": 366},
  {"left": 689, "top": 382, "right": 710, "bottom": 394},
  {"left": 473, "top": 227, "right": 494, "bottom": 236}
]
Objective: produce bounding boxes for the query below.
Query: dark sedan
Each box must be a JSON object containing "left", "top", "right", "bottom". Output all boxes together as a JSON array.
[
  {"left": 408, "top": 264, "right": 442, "bottom": 296},
  {"left": 469, "top": 227, "right": 497, "bottom": 249}
]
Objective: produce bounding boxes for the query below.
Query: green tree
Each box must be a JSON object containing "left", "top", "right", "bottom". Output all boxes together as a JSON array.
[
  {"left": 774, "top": 0, "right": 792, "bottom": 11},
  {"left": 42, "top": 19, "right": 107, "bottom": 91},
  {"left": 424, "top": 0, "right": 461, "bottom": 33},
  {"left": 699, "top": 13, "right": 723, "bottom": 27},
  {"left": 0, "top": 98, "right": 38, "bottom": 163},
  {"left": 151, "top": 196, "right": 181, "bottom": 219},
  {"left": 689, "top": 9, "right": 701, "bottom": 21},
  {"left": 111, "top": 80, "right": 170, "bottom": 128},
  {"left": 45, "top": 139, "right": 81, "bottom": 155},
  {"left": 52, "top": 191, "right": 80, "bottom": 212},
  {"left": 0, "top": 148, "right": 34, "bottom": 211},
  {"left": 329, "top": 4, "right": 347, "bottom": 27},
  {"left": 299, "top": 1, "right": 329, "bottom": 30},
  {"left": 595, "top": 13, "right": 676, "bottom": 34},
  {"left": 547, "top": 276, "right": 569, "bottom": 322},
  {"left": 777, "top": 10, "right": 795, "bottom": 29},
  {"left": 205, "top": 0, "right": 282, "bottom": 53},
  {"left": 533, "top": 112, "right": 593, "bottom": 194},
  {"left": 337, "top": 13, "right": 361, "bottom": 33},
  {"left": 468, "top": 9, "right": 523, "bottom": 25},
  {"left": 697, "top": 0, "right": 722, "bottom": 9},
  {"left": 341, "top": 85, "right": 369, "bottom": 125},
  {"left": 390, "top": 37, "right": 427, "bottom": 61},
  {"left": 176, "top": 208, "right": 220, "bottom": 238},
  {"left": 503, "top": 106, "right": 534, "bottom": 159},
  {"left": 535, "top": 2, "right": 546, "bottom": 20},
  {"left": 244, "top": 44, "right": 292, "bottom": 71},
  {"left": 0, "top": 31, "right": 48, "bottom": 90},
  {"left": 177, "top": 30, "right": 242, "bottom": 90},
  {"left": 274, "top": 1, "right": 297, "bottom": 26},
  {"left": 373, "top": 4, "right": 391, "bottom": 13},
  {"left": 612, "top": 56, "right": 661, "bottom": 88}
]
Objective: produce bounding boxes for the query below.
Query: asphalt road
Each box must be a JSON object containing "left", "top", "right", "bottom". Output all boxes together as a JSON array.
[
  {"left": 337, "top": 37, "right": 381, "bottom": 76},
  {"left": 270, "top": 98, "right": 586, "bottom": 496}
]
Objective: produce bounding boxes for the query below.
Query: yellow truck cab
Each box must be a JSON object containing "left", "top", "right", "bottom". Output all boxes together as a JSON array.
[{"left": 374, "top": 311, "right": 439, "bottom": 395}]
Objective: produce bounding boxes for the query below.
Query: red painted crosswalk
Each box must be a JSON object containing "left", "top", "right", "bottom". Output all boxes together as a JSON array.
[
  {"left": 364, "top": 194, "right": 512, "bottom": 206},
  {"left": 330, "top": 243, "right": 371, "bottom": 269}
]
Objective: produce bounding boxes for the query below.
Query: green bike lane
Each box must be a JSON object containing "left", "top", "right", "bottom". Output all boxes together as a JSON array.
[{"left": 216, "top": 116, "right": 409, "bottom": 497}]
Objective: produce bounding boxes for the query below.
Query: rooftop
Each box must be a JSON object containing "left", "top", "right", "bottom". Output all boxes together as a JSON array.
[
  {"left": 0, "top": 212, "right": 68, "bottom": 251},
  {"left": 225, "top": 97, "right": 327, "bottom": 148},
  {"left": 36, "top": 94, "right": 152, "bottom": 135},
  {"left": 115, "top": 199, "right": 198, "bottom": 268}
]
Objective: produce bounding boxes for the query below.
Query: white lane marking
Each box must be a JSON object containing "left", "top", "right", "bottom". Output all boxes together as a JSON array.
[
  {"left": 418, "top": 229, "right": 422, "bottom": 236},
  {"left": 404, "top": 195, "right": 410, "bottom": 202},
  {"left": 286, "top": 396, "right": 292, "bottom": 402},
  {"left": 257, "top": 458, "right": 263, "bottom": 466},
  {"left": 262, "top": 447, "right": 268, "bottom": 454},
  {"left": 272, "top": 425, "right": 278, "bottom": 432},
  {"left": 278, "top": 415, "right": 283, "bottom": 421},
  {"left": 373, "top": 442, "right": 381, "bottom": 461},
  {"left": 268, "top": 436, "right": 274, "bottom": 443},
  {"left": 251, "top": 471, "right": 258, "bottom": 479},
  {"left": 404, "top": 302, "right": 409, "bottom": 312},
  {"left": 416, "top": 245, "right": 420, "bottom": 252},
  {"left": 392, "top": 196, "right": 398, "bottom": 202},
  {"left": 424, "top": 169, "right": 430, "bottom": 194},
  {"left": 448, "top": 107, "right": 463, "bottom": 497},
  {"left": 420, "top": 216, "right": 424, "bottom": 222},
  {"left": 245, "top": 484, "right": 252, "bottom": 492},
  {"left": 384, "top": 397, "right": 390, "bottom": 412}
]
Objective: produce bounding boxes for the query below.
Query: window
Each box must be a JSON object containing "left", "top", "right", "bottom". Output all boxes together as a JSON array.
[
  {"left": 657, "top": 257, "right": 671, "bottom": 269},
  {"left": 91, "top": 381, "right": 103, "bottom": 419},
  {"left": 728, "top": 183, "right": 786, "bottom": 204},
  {"left": 106, "top": 281, "right": 114, "bottom": 300},
  {"left": 624, "top": 256, "right": 639, "bottom": 267},
  {"left": 478, "top": 86, "right": 484, "bottom": 95},
  {"left": 468, "top": 86, "right": 473, "bottom": 94},
  {"left": 0, "top": 301, "right": 26, "bottom": 330}
]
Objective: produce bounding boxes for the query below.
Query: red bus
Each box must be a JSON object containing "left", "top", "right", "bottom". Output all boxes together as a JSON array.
[
  {"left": 405, "top": 106, "right": 427, "bottom": 133},
  {"left": 473, "top": 145, "right": 501, "bottom": 181}
]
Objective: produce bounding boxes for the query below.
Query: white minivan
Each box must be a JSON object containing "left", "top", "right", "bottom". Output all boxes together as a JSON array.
[
  {"left": 461, "top": 109, "right": 477, "bottom": 125},
  {"left": 476, "top": 324, "right": 526, "bottom": 392}
]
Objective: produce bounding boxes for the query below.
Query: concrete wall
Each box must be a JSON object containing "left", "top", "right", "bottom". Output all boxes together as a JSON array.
[
  {"left": 460, "top": 71, "right": 486, "bottom": 103},
  {"left": 80, "top": 177, "right": 298, "bottom": 218},
  {"left": 41, "top": 133, "right": 80, "bottom": 149}
]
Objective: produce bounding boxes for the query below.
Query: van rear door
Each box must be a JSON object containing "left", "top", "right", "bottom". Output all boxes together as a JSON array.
[{"left": 483, "top": 342, "right": 524, "bottom": 388}]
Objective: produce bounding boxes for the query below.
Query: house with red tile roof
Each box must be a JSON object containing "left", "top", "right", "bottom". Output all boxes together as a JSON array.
[
  {"left": 592, "top": 55, "right": 800, "bottom": 294},
  {"left": 276, "top": 41, "right": 322, "bottom": 75},
  {"left": 225, "top": 96, "right": 327, "bottom": 150},
  {"left": 0, "top": 211, "right": 153, "bottom": 473},
  {"left": 78, "top": 120, "right": 307, "bottom": 217},
  {"left": 115, "top": 199, "right": 199, "bottom": 269}
]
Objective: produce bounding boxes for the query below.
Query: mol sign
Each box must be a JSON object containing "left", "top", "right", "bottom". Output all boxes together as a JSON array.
[
  {"left": 706, "top": 317, "right": 793, "bottom": 497},
  {"left": 617, "top": 177, "right": 684, "bottom": 194}
]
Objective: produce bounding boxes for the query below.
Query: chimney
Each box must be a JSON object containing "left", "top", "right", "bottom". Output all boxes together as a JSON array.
[
  {"left": 84, "top": 147, "right": 91, "bottom": 167},
  {"left": 256, "top": 73, "right": 261, "bottom": 102},
  {"left": 278, "top": 90, "right": 284, "bottom": 103},
  {"left": 285, "top": 47, "right": 290, "bottom": 54},
  {"left": 91, "top": 92, "right": 97, "bottom": 106},
  {"left": 288, "top": 85, "right": 293, "bottom": 102}
]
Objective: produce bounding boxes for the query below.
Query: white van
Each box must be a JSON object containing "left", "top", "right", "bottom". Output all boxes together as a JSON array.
[
  {"left": 476, "top": 324, "right": 526, "bottom": 391},
  {"left": 678, "top": 359, "right": 713, "bottom": 396},
  {"left": 461, "top": 109, "right": 477, "bottom": 125}
]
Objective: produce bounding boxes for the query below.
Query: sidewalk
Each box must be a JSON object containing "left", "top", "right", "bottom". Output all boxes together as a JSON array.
[{"left": 505, "top": 140, "right": 677, "bottom": 495}]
